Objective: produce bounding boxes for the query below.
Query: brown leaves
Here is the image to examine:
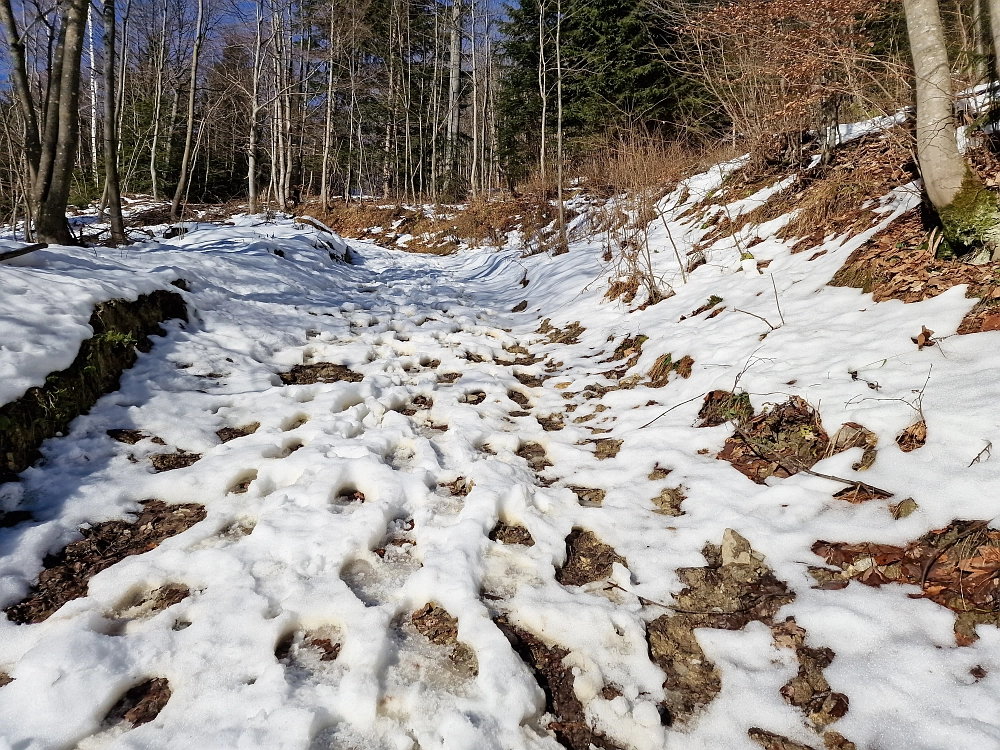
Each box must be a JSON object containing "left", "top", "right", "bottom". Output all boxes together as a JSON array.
[
  {"left": 912, "top": 326, "right": 935, "bottom": 350},
  {"left": 896, "top": 420, "right": 927, "bottom": 452},
  {"left": 812, "top": 521, "right": 1000, "bottom": 644}
]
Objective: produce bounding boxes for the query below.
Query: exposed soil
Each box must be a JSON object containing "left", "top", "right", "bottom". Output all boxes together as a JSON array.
[
  {"left": 489, "top": 521, "right": 535, "bottom": 546},
  {"left": 495, "top": 618, "right": 623, "bottom": 750},
  {"left": 556, "top": 529, "right": 626, "bottom": 586},
  {"left": 438, "top": 372, "right": 461, "bottom": 384},
  {"left": 748, "top": 728, "right": 815, "bottom": 750},
  {"left": 465, "top": 391, "right": 487, "bottom": 405},
  {"left": 536, "top": 413, "right": 565, "bottom": 431},
  {"left": 4, "top": 500, "right": 206, "bottom": 624},
  {"left": 517, "top": 442, "right": 552, "bottom": 472},
  {"left": 591, "top": 438, "right": 622, "bottom": 460},
  {"left": 812, "top": 520, "right": 1000, "bottom": 645},
  {"left": 0, "top": 290, "right": 186, "bottom": 481},
  {"left": 115, "top": 584, "right": 191, "bottom": 619},
  {"left": 150, "top": 450, "right": 202, "bottom": 472},
  {"left": 216, "top": 422, "right": 260, "bottom": 443},
  {"left": 646, "top": 531, "right": 794, "bottom": 725},
  {"left": 568, "top": 486, "right": 605, "bottom": 507},
  {"left": 411, "top": 603, "right": 478, "bottom": 674},
  {"left": 107, "top": 429, "right": 161, "bottom": 445},
  {"left": 514, "top": 372, "right": 547, "bottom": 387},
  {"left": 279, "top": 363, "right": 363, "bottom": 385},
  {"left": 537, "top": 319, "right": 585, "bottom": 345},
  {"left": 508, "top": 390, "right": 531, "bottom": 408},
  {"left": 441, "top": 477, "right": 473, "bottom": 496},
  {"left": 103, "top": 677, "right": 171, "bottom": 728},
  {"left": 651, "top": 486, "right": 687, "bottom": 516},
  {"left": 771, "top": 618, "right": 849, "bottom": 730},
  {"left": 0, "top": 672, "right": 11, "bottom": 687}
]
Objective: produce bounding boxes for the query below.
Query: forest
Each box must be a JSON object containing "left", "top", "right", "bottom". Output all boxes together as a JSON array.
[{"left": 0, "top": 0, "right": 994, "bottom": 252}]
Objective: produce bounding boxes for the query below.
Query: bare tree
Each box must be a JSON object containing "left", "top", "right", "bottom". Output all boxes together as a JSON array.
[
  {"left": 171, "top": 0, "right": 206, "bottom": 222},
  {"left": 103, "top": 0, "right": 127, "bottom": 244}
]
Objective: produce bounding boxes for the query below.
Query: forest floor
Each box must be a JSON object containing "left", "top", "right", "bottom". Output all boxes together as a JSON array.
[{"left": 2, "top": 130, "right": 1000, "bottom": 750}]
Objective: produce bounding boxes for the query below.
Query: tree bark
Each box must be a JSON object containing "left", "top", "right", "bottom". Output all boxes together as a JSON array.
[
  {"left": 103, "top": 0, "right": 127, "bottom": 245},
  {"left": 904, "top": 0, "right": 997, "bottom": 257}
]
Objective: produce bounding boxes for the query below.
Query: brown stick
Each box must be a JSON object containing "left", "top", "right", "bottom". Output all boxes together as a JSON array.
[{"left": 0, "top": 243, "right": 48, "bottom": 262}]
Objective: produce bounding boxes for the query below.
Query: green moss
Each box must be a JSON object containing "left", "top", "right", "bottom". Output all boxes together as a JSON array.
[{"left": 936, "top": 171, "right": 1000, "bottom": 260}]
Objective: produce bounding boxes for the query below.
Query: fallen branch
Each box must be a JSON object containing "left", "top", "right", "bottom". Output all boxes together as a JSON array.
[{"left": 0, "top": 243, "right": 47, "bottom": 262}]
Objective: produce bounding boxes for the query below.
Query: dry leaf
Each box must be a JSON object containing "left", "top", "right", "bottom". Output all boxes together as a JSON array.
[{"left": 911, "top": 326, "right": 935, "bottom": 350}]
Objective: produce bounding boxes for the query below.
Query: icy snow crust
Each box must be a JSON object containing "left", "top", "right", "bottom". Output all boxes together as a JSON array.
[{"left": 0, "top": 174, "right": 998, "bottom": 750}]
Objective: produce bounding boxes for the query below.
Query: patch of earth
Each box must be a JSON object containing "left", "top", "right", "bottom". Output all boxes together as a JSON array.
[
  {"left": 411, "top": 603, "right": 478, "bottom": 674},
  {"left": 651, "top": 486, "right": 687, "bottom": 516},
  {"left": 107, "top": 429, "right": 165, "bottom": 445},
  {"left": 102, "top": 677, "right": 171, "bottom": 728},
  {"left": 216, "top": 422, "right": 260, "bottom": 443},
  {"left": 648, "top": 463, "right": 671, "bottom": 480},
  {"left": 568, "top": 486, "right": 605, "bottom": 508},
  {"left": 536, "top": 319, "right": 585, "bottom": 345},
  {"left": 812, "top": 520, "right": 1000, "bottom": 645},
  {"left": 441, "top": 477, "right": 473, "bottom": 496},
  {"left": 0, "top": 672, "right": 11, "bottom": 687},
  {"left": 825, "top": 422, "right": 877, "bottom": 471},
  {"left": 771, "top": 618, "right": 850, "bottom": 731},
  {"left": 4, "top": 500, "right": 205, "bottom": 624},
  {"left": 279, "top": 363, "right": 363, "bottom": 384},
  {"left": 517, "top": 442, "right": 552, "bottom": 472},
  {"left": 495, "top": 617, "right": 623, "bottom": 750},
  {"left": 150, "top": 450, "right": 202, "bottom": 472},
  {"left": 464, "top": 391, "right": 487, "bottom": 405},
  {"left": 537, "top": 413, "right": 564, "bottom": 431},
  {"left": 113, "top": 584, "right": 190, "bottom": 621},
  {"left": 646, "top": 530, "right": 795, "bottom": 725},
  {"left": 514, "top": 371, "right": 547, "bottom": 387},
  {"left": 591, "top": 438, "right": 622, "bottom": 460},
  {"left": 438, "top": 372, "right": 461, "bottom": 384},
  {"left": 508, "top": 390, "right": 531, "bottom": 408},
  {"left": 556, "top": 529, "right": 626, "bottom": 586},
  {"left": 489, "top": 521, "right": 535, "bottom": 546}
]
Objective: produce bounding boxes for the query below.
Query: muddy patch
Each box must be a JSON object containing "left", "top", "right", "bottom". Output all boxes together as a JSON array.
[
  {"left": 107, "top": 429, "right": 163, "bottom": 445},
  {"left": 4, "top": 500, "right": 206, "bottom": 624},
  {"left": 495, "top": 618, "right": 622, "bottom": 750},
  {"left": 280, "top": 363, "right": 363, "bottom": 384},
  {"left": 556, "top": 529, "right": 626, "bottom": 586},
  {"left": 490, "top": 521, "right": 535, "bottom": 546},
  {"left": 217, "top": 422, "right": 260, "bottom": 443},
  {"left": 646, "top": 530, "right": 794, "bottom": 725}
]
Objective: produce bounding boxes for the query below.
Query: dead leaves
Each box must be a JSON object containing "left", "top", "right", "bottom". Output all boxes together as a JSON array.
[
  {"left": 812, "top": 520, "right": 1000, "bottom": 645},
  {"left": 896, "top": 420, "right": 927, "bottom": 452},
  {"left": 647, "top": 353, "right": 695, "bottom": 387},
  {"left": 717, "top": 397, "right": 829, "bottom": 484},
  {"left": 911, "top": 325, "right": 935, "bottom": 350}
]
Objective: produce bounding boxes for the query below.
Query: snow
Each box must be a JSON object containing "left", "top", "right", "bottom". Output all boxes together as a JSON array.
[{"left": 0, "top": 163, "right": 999, "bottom": 749}]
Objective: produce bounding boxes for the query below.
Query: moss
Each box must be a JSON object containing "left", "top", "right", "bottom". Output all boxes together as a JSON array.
[
  {"left": 936, "top": 171, "right": 1000, "bottom": 260},
  {"left": 0, "top": 290, "right": 186, "bottom": 481}
]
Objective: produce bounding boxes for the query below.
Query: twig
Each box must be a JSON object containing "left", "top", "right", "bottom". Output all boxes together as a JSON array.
[
  {"left": 969, "top": 441, "right": 993, "bottom": 467},
  {"left": 732, "top": 424, "right": 894, "bottom": 497},
  {"left": 770, "top": 274, "right": 785, "bottom": 326},
  {"left": 639, "top": 393, "right": 704, "bottom": 429},
  {"left": 733, "top": 308, "right": 778, "bottom": 331}
]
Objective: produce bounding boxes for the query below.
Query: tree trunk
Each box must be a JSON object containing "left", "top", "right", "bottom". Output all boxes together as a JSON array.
[
  {"left": 170, "top": 0, "right": 205, "bottom": 222},
  {"left": 554, "top": 0, "right": 567, "bottom": 254},
  {"left": 103, "top": 0, "right": 127, "bottom": 245},
  {"left": 989, "top": 0, "right": 1000, "bottom": 79},
  {"left": 149, "top": 0, "right": 167, "bottom": 201},
  {"left": 444, "top": 0, "right": 462, "bottom": 196},
  {"left": 904, "top": 0, "right": 997, "bottom": 258}
]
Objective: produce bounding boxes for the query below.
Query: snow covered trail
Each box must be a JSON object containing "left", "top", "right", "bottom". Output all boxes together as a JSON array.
[
  {"left": 1, "top": 190, "right": 1000, "bottom": 750},
  {"left": 0, "top": 226, "right": 670, "bottom": 750}
]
